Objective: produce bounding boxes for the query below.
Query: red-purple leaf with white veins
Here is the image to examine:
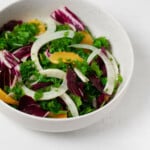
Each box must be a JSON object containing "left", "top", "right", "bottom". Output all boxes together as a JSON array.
[
  {"left": 51, "top": 6, "right": 85, "bottom": 31},
  {"left": 0, "top": 20, "right": 23, "bottom": 35},
  {"left": 31, "top": 82, "right": 52, "bottom": 91},
  {"left": 67, "top": 68, "right": 84, "bottom": 97},
  {"left": 19, "top": 95, "right": 49, "bottom": 117},
  {"left": 13, "top": 45, "right": 32, "bottom": 62},
  {"left": 0, "top": 50, "right": 20, "bottom": 88},
  {"left": 44, "top": 49, "right": 51, "bottom": 58}
]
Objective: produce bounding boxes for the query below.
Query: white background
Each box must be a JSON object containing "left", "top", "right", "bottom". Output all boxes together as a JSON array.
[{"left": 0, "top": 0, "right": 150, "bottom": 150}]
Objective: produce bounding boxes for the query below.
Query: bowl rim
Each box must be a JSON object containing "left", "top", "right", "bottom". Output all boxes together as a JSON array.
[{"left": 0, "top": 0, "right": 134, "bottom": 122}]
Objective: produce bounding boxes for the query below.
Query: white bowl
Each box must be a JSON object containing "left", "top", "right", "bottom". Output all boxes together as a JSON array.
[{"left": 0, "top": 0, "right": 134, "bottom": 132}]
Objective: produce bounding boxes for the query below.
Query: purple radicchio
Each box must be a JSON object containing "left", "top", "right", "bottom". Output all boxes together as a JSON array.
[
  {"left": 67, "top": 68, "right": 84, "bottom": 97},
  {"left": 31, "top": 82, "right": 52, "bottom": 91},
  {"left": 44, "top": 49, "right": 51, "bottom": 59},
  {"left": 88, "top": 73, "right": 104, "bottom": 92},
  {"left": 51, "top": 6, "right": 85, "bottom": 31},
  {"left": 95, "top": 56, "right": 107, "bottom": 77},
  {"left": 0, "top": 20, "right": 22, "bottom": 35},
  {"left": 18, "top": 95, "right": 49, "bottom": 117},
  {"left": 0, "top": 50, "right": 20, "bottom": 89},
  {"left": 96, "top": 93, "right": 110, "bottom": 108},
  {"left": 13, "top": 45, "right": 32, "bottom": 62}
]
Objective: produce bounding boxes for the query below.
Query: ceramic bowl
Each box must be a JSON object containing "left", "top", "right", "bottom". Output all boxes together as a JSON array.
[{"left": 0, "top": 0, "right": 134, "bottom": 132}]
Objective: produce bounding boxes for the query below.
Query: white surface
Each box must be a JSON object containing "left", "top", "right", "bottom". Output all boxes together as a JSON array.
[{"left": 0, "top": 0, "right": 149, "bottom": 149}]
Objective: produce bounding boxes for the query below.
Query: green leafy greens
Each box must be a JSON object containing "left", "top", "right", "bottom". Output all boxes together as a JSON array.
[
  {"left": 39, "top": 99, "right": 65, "bottom": 114},
  {"left": 93, "top": 37, "right": 111, "bottom": 50},
  {"left": 0, "top": 23, "right": 39, "bottom": 51}
]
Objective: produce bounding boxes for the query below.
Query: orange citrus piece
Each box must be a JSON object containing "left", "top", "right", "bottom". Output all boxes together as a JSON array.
[
  {"left": 0, "top": 88, "right": 19, "bottom": 105},
  {"left": 80, "top": 31, "right": 93, "bottom": 45},
  {"left": 49, "top": 52, "right": 83, "bottom": 64},
  {"left": 47, "top": 112, "right": 67, "bottom": 119}
]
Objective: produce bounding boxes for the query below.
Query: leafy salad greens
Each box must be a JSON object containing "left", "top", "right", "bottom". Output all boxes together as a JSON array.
[{"left": 0, "top": 6, "right": 123, "bottom": 118}]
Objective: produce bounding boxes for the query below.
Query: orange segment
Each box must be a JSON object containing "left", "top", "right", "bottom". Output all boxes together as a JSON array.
[
  {"left": 28, "top": 19, "right": 46, "bottom": 35},
  {"left": 49, "top": 52, "right": 83, "bottom": 64},
  {"left": 47, "top": 112, "right": 67, "bottom": 119},
  {"left": 0, "top": 89, "right": 19, "bottom": 105},
  {"left": 80, "top": 31, "right": 93, "bottom": 45}
]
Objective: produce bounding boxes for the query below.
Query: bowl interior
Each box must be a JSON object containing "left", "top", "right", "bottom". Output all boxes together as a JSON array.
[
  {"left": 0, "top": 0, "right": 134, "bottom": 131},
  {"left": 0, "top": 0, "right": 133, "bottom": 94}
]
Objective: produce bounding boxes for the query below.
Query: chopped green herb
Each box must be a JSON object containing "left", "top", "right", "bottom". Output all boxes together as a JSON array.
[
  {"left": 0, "top": 37, "right": 7, "bottom": 50},
  {"left": 101, "top": 77, "right": 107, "bottom": 86},
  {"left": 50, "top": 32, "right": 84, "bottom": 53},
  {"left": 70, "top": 94, "right": 82, "bottom": 109},
  {"left": 80, "top": 104, "right": 95, "bottom": 115},
  {"left": 50, "top": 37, "right": 72, "bottom": 53},
  {"left": 56, "top": 24, "right": 71, "bottom": 31},
  {"left": 117, "top": 74, "right": 123, "bottom": 84},
  {"left": 34, "top": 90, "right": 43, "bottom": 100},
  {"left": 93, "top": 37, "right": 111, "bottom": 50},
  {"left": 72, "top": 48, "right": 89, "bottom": 60},
  {"left": 64, "top": 31, "right": 69, "bottom": 37},
  {"left": 40, "top": 99, "right": 63, "bottom": 114},
  {"left": 39, "top": 53, "right": 51, "bottom": 69},
  {"left": 72, "top": 32, "right": 84, "bottom": 44},
  {"left": 11, "top": 83, "right": 24, "bottom": 100},
  {"left": 84, "top": 82, "right": 100, "bottom": 102},
  {"left": 74, "top": 60, "right": 90, "bottom": 75},
  {"left": 0, "top": 23, "right": 39, "bottom": 51},
  {"left": 90, "top": 61, "right": 102, "bottom": 78},
  {"left": 20, "top": 60, "right": 38, "bottom": 83}
]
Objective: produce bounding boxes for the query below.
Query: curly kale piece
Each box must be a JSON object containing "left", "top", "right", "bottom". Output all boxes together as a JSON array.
[
  {"left": 0, "top": 23, "right": 39, "bottom": 51},
  {"left": 50, "top": 32, "right": 84, "bottom": 53},
  {"left": 56, "top": 24, "right": 71, "bottom": 31},
  {"left": 20, "top": 60, "right": 38, "bottom": 83},
  {"left": 93, "top": 37, "right": 111, "bottom": 50},
  {"left": 39, "top": 99, "right": 65, "bottom": 114}
]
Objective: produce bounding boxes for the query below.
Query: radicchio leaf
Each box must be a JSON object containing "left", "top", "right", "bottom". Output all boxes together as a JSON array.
[
  {"left": 0, "top": 20, "right": 22, "bottom": 35},
  {"left": 13, "top": 45, "right": 32, "bottom": 62},
  {"left": 31, "top": 82, "right": 52, "bottom": 91},
  {"left": 18, "top": 95, "right": 48, "bottom": 117},
  {"left": 96, "top": 93, "right": 110, "bottom": 108},
  {"left": 88, "top": 73, "right": 103, "bottom": 92},
  {"left": 67, "top": 68, "right": 84, "bottom": 97},
  {"left": 51, "top": 6, "right": 85, "bottom": 31},
  {"left": 44, "top": 49, "right": 51, "bottom": 58},
  {"left": 0, "top": 62, "right": 5, "bottom": 89},
  {"left": 0, "top": 50, "right": 20, "bottom": 89},
  {"left": 57, "top": 97, "right": 67, "bottom": 110}
]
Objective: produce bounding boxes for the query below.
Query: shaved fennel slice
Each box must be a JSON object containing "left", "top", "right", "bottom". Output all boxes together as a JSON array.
[
  {"left": 69, "top": 44, "right": 98, "bottom": 52},
  {"left": 39, "top": 69, "right": 66, "bottom": 79},
  {"left": 88, "top": 50, "right": 116, "bottom": 95},
  {"left": 36, "top": 17, "right": 56, "bottom": 38},
  {"left": 60, "top": 93, "right": 79, "bottom": 117},
  {"left": 74, "top": 67, "right": 89, "bottom": 82},
  {"left": 70, "top": 44, "right": 119, "bottom": 76},
  {"left": 105, "top": 51, "right": 119, "bottom": 78},
  {"left": 87, "top": 50, "right": 98, "bottom": 64},
  {"left": 70, "top": 44, "right": 118, "bottom": 95},
  {"left": 44, "top": 17, "right": 56, "bottom": 33},
  {"left": 31, "top": 30, "right": 75, "bottom": 71},
  {"left": 22, "top": 69, "right": 68, "bottom": 100},
  {"left": 100, "top": 51, "right": 116, "bottom": 95},
  {"left": 41, "top": 69, "right": 79, "bottom": 117}
]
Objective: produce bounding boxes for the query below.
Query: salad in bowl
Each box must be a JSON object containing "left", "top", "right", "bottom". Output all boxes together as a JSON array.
[{"left": 0, "top": 6, "right": 122, "bottom": 119}]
